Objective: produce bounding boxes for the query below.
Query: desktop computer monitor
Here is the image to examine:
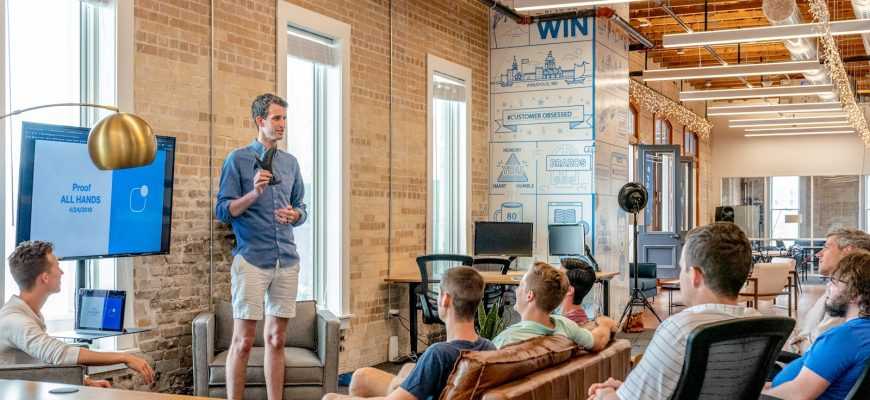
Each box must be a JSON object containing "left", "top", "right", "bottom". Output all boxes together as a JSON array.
[
  {"left": 548, "top": 223, "right": 585, "bottom": 256},
  {"left": 474, "top": 221, "right": 533, "bottom": 257}
]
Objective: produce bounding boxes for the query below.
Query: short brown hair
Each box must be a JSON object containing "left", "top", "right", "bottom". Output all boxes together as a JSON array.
[
  {"left": 827, "top": 228, "right": 870, "bottom": 252},
  {"left": 251, "top": 93, "right": 287, "bottom": 128},
  {"left": 440, "top": 266, "right": 485, "bottom": 321},
  {"left": 832, "top": 250, "right": 870, "bottom": 316},
  {"left": 562, "top": 258, "right": 596, "bottom": 305},
  {"left": 8, "top": 241, "right": 54, "bottom": 291},
  {"left": 682, "top": 222, "right": 752, "bottom": 298},
  {"left": 526, "top": 262, "right": 569, "bottom": 313}
]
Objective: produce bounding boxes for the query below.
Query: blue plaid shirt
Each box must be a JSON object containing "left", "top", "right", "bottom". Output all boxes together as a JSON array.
[{"left": 215, "top": 140, "right": 307, "bottom": 269}]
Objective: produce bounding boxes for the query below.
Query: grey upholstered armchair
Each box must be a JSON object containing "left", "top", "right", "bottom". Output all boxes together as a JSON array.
[
  {"left": 192, "top": 301, "right": 340, "bottom": 400},
  {"left": 0, "top": 363, "right": 84, "bottom": 384}
]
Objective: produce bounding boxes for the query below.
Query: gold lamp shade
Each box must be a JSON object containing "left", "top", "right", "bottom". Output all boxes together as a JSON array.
[{"left": 87, "top": 112, "right": 157, "bottom": 170}]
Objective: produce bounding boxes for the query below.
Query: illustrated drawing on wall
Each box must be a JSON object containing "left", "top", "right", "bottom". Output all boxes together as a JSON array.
[
  {"left": 493, "top": 52, "right": 591, "bottom": 88},
  {"left": 493, "top": 201, "right": 524, "bottom": 222},
  {"left": 497, "top": 153, "right": 529, "bottom": 183}
]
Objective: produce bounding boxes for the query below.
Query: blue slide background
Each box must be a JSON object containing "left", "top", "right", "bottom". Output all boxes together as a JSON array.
[{"left": 107, "top": 150, "right": 166, "bottom": 254}]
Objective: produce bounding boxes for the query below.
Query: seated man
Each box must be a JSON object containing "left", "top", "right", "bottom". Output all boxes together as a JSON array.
[
  {"left": 492, "top": 261, "right": 615, "bottom": 350},
  {"left": 559, "top": 258, "right": 596, "bottom": 325},
  {"left": 764, "top": 250, "right": 870, "bottom": 400},
  {"left": 323, "top": 266, "right": 495, "bottom": 400},
  {"left": 0, "top": 241, "right": 155, "bottom": 388},
  {"left": 587, "top": 222, "right": 759, "bottom": 400},
  {"left": 787, "top": 228, "right": 870, "bottom": 353}
]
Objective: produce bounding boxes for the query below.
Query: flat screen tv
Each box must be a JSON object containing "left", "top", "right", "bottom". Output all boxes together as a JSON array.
[
  {"left": 16, "top": 122, "right": 176, "bottom": 260},
  {"left": 474, "top": 221, "right": 533, "bottom": 257}
]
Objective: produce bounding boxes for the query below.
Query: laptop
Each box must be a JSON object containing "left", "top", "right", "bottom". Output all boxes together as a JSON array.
[
  {"left": 51, "top": 289, "right": 148, "bottom": 342},
  {"left": 74, "top": 289, "right": 126, "bottom": 336}
]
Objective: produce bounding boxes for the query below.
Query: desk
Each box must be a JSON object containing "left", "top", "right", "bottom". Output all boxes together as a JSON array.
[
  {"left": 51, "top": 328, "right": 151, "bottom": 345},
  {"left": 385, "top": 270, "right": 619, "bottom": 356},
  {"left": 0, "top": 379, "right": 211, "bottom": 400}
]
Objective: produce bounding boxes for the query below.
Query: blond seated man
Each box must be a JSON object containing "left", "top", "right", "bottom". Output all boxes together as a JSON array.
[
  {"left": 787, "top": 228, "right": 870, "bottom": 353},
  {"left": 0, "top": 241, "right": 155, "bottom": 388},
  {"left": 492, "top": 261, "right": 616, "bottom": 350},
  {"left": 323, "top": 266, "right": 495, "bottom": 400}
]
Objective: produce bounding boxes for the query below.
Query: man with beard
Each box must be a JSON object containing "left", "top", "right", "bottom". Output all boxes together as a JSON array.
[
  {"left": 788, "top": 228, "right": 870, "bottom": 353},
  {"left": 764, "top": 250, "right": 870, "bottom": 400}
]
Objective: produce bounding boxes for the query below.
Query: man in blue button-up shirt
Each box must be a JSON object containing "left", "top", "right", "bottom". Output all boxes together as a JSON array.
[{"left": 215, "top": 93, "right": 307, "bottom": 400}]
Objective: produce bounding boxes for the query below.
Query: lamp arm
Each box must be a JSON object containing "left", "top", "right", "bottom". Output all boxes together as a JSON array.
[{"left": 0, "top": 103, "right": 119, "bottom": 120}]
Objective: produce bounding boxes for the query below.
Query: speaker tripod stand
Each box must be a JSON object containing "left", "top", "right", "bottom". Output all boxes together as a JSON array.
[{"left": 617, "top": 211, "right": 661, "bottom": 330}]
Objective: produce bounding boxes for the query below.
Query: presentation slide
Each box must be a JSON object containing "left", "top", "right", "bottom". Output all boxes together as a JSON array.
[{"left": 17, "top": 122, "right": 175, "bottom": 259}]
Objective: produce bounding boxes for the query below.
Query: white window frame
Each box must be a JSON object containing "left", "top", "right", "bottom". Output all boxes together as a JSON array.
[
  {"left": 276, "top": 2, "right": 351, "bottom": 323},
  {"left": 0, "top": 0, "right": 136, "bottom": 352},
  {"left": 426, "top": 54, "right": 472, "bottom": 255}
]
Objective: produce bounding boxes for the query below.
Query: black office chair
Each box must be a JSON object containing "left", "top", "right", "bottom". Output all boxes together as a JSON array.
[
  {"left": 415, "top": 254, "right": 474, "bottom": 325},
  {"left": 670, "top": 316, "right": 795, "bottom": 400},
  {"left": 846, "top": 356, "right": 870, "bottom": 400},
  {"left": 472, "top": 257, "right": 513, "bottom": 314}
]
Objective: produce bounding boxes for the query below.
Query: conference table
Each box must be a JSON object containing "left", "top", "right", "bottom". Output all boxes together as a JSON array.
[
  {"left": 385, "top": 270, "right": 620, "bottom": 356},
  {"left": 0, "top": 379, "right": 212, "bottom": 400}
]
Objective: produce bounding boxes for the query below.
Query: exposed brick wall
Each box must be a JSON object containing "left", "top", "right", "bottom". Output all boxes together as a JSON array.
[{"left": 103, "top": 0, "right": 488, "bottom": 393}]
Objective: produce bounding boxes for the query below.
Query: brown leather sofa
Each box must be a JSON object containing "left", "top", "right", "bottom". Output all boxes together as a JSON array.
[{"left": 441, "top": 336, "right": 631, "bottom": 400}]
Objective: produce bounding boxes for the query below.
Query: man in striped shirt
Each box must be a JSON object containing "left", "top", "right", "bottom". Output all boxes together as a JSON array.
[{"left": 587, "top": 222, "right": 759, "bottom": 400}]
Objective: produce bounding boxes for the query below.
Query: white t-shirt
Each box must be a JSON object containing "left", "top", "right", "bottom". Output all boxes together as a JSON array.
[{"left": 0, "top": 295, "right": 80, "bottom": 365}]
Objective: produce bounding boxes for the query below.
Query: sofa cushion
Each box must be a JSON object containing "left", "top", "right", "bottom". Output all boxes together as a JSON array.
[
  {"left": 440, "top": 335, "right": 577, "bottom": 400},
  {"left": 214, "top": 301, "right": 318, "bottom": 352},
  {"left": 209, "top": 346, "right": 323, "bottom": 386}
]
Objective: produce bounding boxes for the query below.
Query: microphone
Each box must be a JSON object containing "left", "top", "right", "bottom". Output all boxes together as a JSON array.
[{"left": 255, "top": 147, "right": 282, "bottom": 185}]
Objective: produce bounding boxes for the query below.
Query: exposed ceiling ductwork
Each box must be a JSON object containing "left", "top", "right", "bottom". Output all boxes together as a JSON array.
[{"left": 762, "top": 0, "right": 835, "bottom": 100}]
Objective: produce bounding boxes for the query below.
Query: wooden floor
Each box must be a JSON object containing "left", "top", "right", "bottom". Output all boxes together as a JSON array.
[{"left": 636, "top": 278, "right": 826, "bottom": 329}]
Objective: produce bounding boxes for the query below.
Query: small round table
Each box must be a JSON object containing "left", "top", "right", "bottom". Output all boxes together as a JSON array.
[{"left": 660, "top": 279, "right": 683, "bottom": 315}]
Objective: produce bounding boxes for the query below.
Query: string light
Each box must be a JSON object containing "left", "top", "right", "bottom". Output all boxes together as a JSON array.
[
  {"left": 629, "top": 80, "right": 712, "bottom": 140},
  {"left": 807, "top": 0, "right": 870, "bottom": 145}
]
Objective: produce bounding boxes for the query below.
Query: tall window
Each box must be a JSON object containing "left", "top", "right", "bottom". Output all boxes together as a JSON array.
[
  {"left": 770, "top": 176, "right": 801, "bottom": 239},
  {"left": 428, "top": 55, "right": 470, "bottom": 254},
  {"left": 2, "top": 0, "right": 128, "bottom": 342},
  {"left": 654, "top": 117, "right": 671, "bottom": 145},
  {"left": 683, "top": 129, "right": 697, "bottom": 158},
  {"left": 278, "top": 3, "right": 350, "bottom": 317}
]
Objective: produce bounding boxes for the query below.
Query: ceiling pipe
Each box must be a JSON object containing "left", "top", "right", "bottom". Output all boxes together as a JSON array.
[
  {"left": 480, "top": 0, "right": 653, "bottom": 49},
  {"left": 654, "top": 0, "right": 754, "bottom": 89},
  {"left": 762, "top": 0, "right": 835, "bottom": 100},
  {"left": 851, "top": 0, "right": 870, "bottom": 63}
]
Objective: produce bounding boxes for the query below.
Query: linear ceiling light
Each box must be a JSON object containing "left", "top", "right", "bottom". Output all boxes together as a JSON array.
[
  {"left": 707, "top": 102, "right": 843, "bottom": 116},
  {"left": 643, "top": 61, "right": 821, "bottom": 82},
  {"left": 744, "top": 125, "right": 853, "bottom": 132},
  {"left": 663, "top": 19, "right": 870, "bottom": 48},
  {"left": 730, "top": 118, "right": 848, "bottom": 128},
  {"left": 514, "top": 0, "right": 645, "bottom": 10},
  {"left": 680, "top": 84, "right": 834, "bottom": 101},
  {"left": 745, "top": 130, "right": 855, "bottom": 137}
]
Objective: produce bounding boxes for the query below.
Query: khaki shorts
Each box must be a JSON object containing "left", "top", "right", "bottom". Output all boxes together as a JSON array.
[{"left": 231, "top": 255, "right": 298, "bottom": 320}]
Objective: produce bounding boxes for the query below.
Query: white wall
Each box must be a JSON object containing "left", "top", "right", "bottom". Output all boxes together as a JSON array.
[{"left": 711, "top": 119, "right": 866, "bottom": 212}]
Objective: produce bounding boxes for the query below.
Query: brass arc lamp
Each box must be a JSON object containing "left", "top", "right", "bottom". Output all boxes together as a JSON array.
[{"left": 0, "top": 103, "right": 157, "bottom": 170}]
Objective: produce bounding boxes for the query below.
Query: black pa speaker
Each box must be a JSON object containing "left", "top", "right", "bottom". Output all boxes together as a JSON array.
[{"left": 715, "top": 206, "right": 735, "bottom": 222}]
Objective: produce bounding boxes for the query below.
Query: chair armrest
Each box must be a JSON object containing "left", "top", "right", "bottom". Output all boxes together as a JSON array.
[
  {"left": 192, "top": 311, "right": 216, "bottom": 397},
  {"left": 0, "top": 363, "right": 84, "bottom": 385},
  {"left": 317, "top": 308, "right": 340, "bottom": 394}
]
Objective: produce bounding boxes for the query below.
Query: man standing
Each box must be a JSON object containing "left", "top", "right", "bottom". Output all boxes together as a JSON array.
[{"left": 216, "top": 93, "right": 308, "bottom": 400}]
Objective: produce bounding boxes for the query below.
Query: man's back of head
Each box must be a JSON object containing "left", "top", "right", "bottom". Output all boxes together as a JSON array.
[
  {"left": 561, "top": 258, "right": 596, "bottom": 305},
  {"left": 526, "top": 262, "right": 569, "bottom": 313},
  {"left": 440, "top": 266, "right": 485, "bottom": 322},
  {"left": 681, "top": 222, "right": 752, "bottom": 301}
]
